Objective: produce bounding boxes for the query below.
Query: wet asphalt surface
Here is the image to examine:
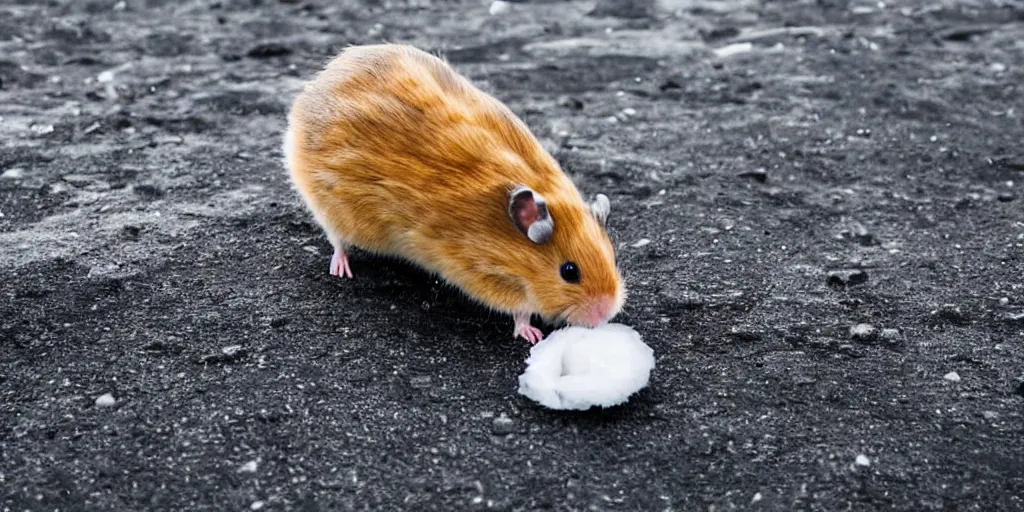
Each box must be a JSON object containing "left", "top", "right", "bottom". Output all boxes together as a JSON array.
[{"left": 2, "top": 0, "right": 1024, "bottom": 510}]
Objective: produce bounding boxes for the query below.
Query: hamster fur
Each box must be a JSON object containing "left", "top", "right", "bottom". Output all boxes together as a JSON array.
[{"left": 284, "top": 44, "right": 625, "bottom": 343}]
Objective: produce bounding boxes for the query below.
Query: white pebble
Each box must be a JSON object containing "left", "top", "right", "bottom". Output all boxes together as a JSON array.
[
  {"left": 751, "top": 493, "right": 763, "bottom": 503},
  {"left": 714, "top": 42, "right": 753, "bottom": 58},
  {"left": 222, "top": 345, "right": 243, "bottom": 356},
  {"left": 631, "top": 238, "right": 651, "bottom": 248},
  {"left": 31, "top": 124, "right": 55, "bottom": 135},
  {"left": 621, "top": 107, "right": 637, "bottom": 117},
  {"left": 95, "top": 393, "right": 116, "bottom": 407},
  {"left": 488, "top": 0, "right": 510, "bottom": 15},
  {"left": 97, "top": 70, "right": 115, "bottom": 83},
  {"left": 1, "top": 168, "right": 25, "bottom": 179},
  {"left": 855, "top": 454, "right": 871, "bottom": 467},
  {"left": 943, "top": 371, "right": 961, "bottom": 382},
  {"left": 238, "top": 460, "right": 258, "bottom": 473},
  {"left": 250, "top": 501, "right": 265, "bottom": 511}
]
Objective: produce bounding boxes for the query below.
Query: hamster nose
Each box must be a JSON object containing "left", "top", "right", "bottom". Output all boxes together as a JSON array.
[{"left": 582, "top": 295, "right": 618, "bottom": 328}]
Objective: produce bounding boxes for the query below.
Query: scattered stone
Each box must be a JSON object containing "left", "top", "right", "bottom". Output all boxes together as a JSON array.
[
  {"left": 714, "top": 42, "right": 753, "bottom": 58},
  {"left": 943, "top": 371, "right": 961, "bottom": 383},
  {"left": 930, "top": 304, "right": 969, "bottom": 325},
  {"left": 620, "top": 107, "right": 637, "bottom": 117},
  {"left": 558, "top": 95, "right": 583, "bottom": 110},
  {"left": 849, "top": 323, "right": 877, "bottom": 342},
  {"left": 751, "top": 492, "right": 763, "bottom": 504},
  {"left": 302, "top": 245, "right": 319, "bottom": 254},
  {"left": 250, "top": 501, "right": 265, "bottom": 511},
  {"left": 827, "top": 270, "right": 868, "bottom": 288},
  {"left": 1005, "top": 312, "right": 1024, "bottom": 325},
  {"left": 997, "top": 192, "right": 1016, "bottom": 202},
  {"left": 855, "top": 454, "right": 870, "bottom": 467},
  {"left": 659, "top": 79, "right": 681, "bottom": 91},
  {"left": 1, "top": 168, "right": 24, "bottom": 179},
  {"left": 998, "top": 297, "right": 1010, "bottom": 306},
  {"left": 95, "top": 393, "right": 116, "bottom": 407},
  {"left": 701, "top": 26, "right": 740, "bottom": 42},
  {"left": 200, "top": 345, "right": 247, "bottom": 364},
  {"left": 132, "top": 183, "right": 164, "bottom": 199},
  {"left": 982, "top": 411, "right": 998, "bottom": 420},
  {"left": 410, "top": 375, "right": 432, "bottom": 389},
  {"left": 238, "top": 460, "right": 258, "bottom": 473},
  {"left": 62, "top": 174, "right": 94, "bottom": 187},
  {"left": 31, "top": 124, "right": 55, "bottom": 135},
  {"left": 837, "top": 221, "right": 877, "bottom": 246},
  {"left": 737, "top": 168, "right": 767, "bottom": 182},
  {"left": 879, "top": 328, "right": 902, "bottom": 343},
  {"left": 491, "top": 414, "right": 515, "bottom": 435},
  {"left": 488, "top": 0, "right": 510, "bottom": 16},
  {"left": 247, "top": 42, "right": 291, "bottom": 58},
  {"left": 631, "top": 238, "right": 651, "bottom": 248},
  {"left": 97, "top": 70, "right": 115, "bottom": 83}
]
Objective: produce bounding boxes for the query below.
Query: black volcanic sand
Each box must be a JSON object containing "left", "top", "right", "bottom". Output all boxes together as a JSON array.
[{"left": 2, "top": 0, "right": 1024, "bottom": 510}]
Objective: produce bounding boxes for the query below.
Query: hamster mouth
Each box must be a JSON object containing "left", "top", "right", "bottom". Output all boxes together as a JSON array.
[{"left": 561, "top": 295, "right": 619, "bottom": 328}]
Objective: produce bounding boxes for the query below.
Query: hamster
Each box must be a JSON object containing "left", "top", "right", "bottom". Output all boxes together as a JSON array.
[{"left": 283, "top": 44, "right": 625, "bottom": 344}]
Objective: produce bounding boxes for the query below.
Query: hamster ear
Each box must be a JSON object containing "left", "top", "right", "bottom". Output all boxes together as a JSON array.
[
  {"left": 508, "top": 185, "right": 554, "bottom": 244},
  {"left": 590, "top": 193, "right": 611, "bottom": 226}
]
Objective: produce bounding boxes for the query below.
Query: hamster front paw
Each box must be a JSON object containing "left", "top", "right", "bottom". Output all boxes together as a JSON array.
[{"left": 513, "top": 313, "right": 544, "bottom": 345}]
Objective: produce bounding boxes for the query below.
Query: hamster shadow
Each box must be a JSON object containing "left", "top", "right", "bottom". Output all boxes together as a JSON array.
[{"left": 329, "top": 248, "right": 549, "bottom": 341}]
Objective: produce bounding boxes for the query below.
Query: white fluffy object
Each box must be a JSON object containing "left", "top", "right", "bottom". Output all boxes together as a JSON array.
[{"left": 517, "top": 323, "right": 655, "bottom": 410}]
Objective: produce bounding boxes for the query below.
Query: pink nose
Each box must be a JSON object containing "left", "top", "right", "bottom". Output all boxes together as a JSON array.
[{"left": 581, "top": 295, "right": 618, "bottom": 328}]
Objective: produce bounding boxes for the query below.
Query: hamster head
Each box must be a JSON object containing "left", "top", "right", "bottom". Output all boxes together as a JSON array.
[{"left": 504, "top": 185, "right": 625, "bottom": 328}]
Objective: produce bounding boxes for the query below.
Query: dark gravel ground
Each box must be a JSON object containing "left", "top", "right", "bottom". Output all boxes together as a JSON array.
[{"left": 3, "top": 0, "right": 1024, "bottom": 510}]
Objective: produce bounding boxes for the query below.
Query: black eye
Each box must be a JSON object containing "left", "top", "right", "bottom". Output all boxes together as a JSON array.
[{"left": 559, "top": 261, "right": 580, "bottom": 283}]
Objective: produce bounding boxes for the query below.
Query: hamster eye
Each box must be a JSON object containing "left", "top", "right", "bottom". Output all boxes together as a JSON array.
[{"left": 559, "top": 261, "right": 580, "bottom": 284}]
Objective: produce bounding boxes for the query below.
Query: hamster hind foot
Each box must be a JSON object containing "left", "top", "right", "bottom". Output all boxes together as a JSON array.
[
  {"left": 329, "top": 247, "right": 353, "bottom": 279},
  {"left": 513, "top": 312, "right": 544, "bottom": 345}
]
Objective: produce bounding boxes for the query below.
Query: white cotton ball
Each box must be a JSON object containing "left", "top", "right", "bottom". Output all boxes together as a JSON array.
[{"left": 517, "top": 324, "right": 654, "bottom": 410}]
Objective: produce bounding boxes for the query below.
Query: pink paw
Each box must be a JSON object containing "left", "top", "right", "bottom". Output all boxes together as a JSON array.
[
  {"left": 513, "top": 317, "right": 544, "bottom": 345},
  {"left": 329, "top": 248, "right": 353, "bottom": 279}
]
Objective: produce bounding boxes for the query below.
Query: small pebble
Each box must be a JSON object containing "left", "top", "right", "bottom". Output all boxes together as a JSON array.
[
  {"left": 302, "top": 245, "right": 319, "bottom": 254},
  {"left": 238, "top": 460, "right": 258, "bottom": 473},
  {"left": 943, "top": 371, "right": 961, "bottom": 382},
  {"left": 849, "top": 323, "right": 877, "bottom": 342},
  {"left": 31, "top": 124, "right": 54, "bottom": 135},
  {"left": 855, "top": 454, "right": 871, "bottom": 467},
  {"left": 97, "top": 70, "right": 115, "bottom": 83},
  {"left": 95, "top": 393, "right": 116, "bottom": 407},
  {"left": 714, "top": 42, "right": 753, "bottom": 58},
  {"left": 751, "top": 493, "right": 762, "bottom": 504},
  {"left": 620, "top": 107, "right": 637, "bottom": 117},
  {"left": 222, "top": 345, "right": 243, "bottom": 356},
  {"left": 491, "top": 414, "right": 515, "bottom": 435},
  {"left": 251, "top": 501, "right": 265, "bottom": 511},
  {"left": 488, "top": 0, "right": 510, "bottom": 15},
  {"left": 1, "top": 168, "right": 24, "bottom": 179},
  {"left": 631, "top": 238, "right": 651, "bottom": 248},
  {"left": 737, "top": 168, "right": 768, "bottom": 183},
  {"left": 982, "top": 411, "right": 998, "bottom": 420},
  {"left": 879, "top": 328, "right": 902, "bottom": 343},
  {"left": 827, "top": 270, "right": 868, "bottom": 288}
]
